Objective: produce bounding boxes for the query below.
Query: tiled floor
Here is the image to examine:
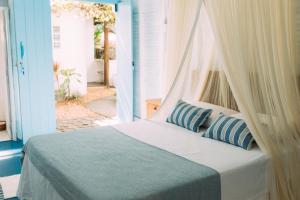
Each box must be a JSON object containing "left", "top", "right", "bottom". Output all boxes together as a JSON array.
[
  {"left": 0, "top": 140, "right": 23, "bottom": 200},
  {"left": 56, "top": 115, "right": 118, "bottom": 132},
  {"left": 0, "top": 155, "right": 22, "bottom": 177},
  {"left": 0, "top": 140, "right": 22, "bottom": 153},
  {"left": 0, "top": 174, "right": 20, "bottom": 199}
]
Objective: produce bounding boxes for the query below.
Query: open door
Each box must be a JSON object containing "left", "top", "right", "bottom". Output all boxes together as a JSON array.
[
  {"left": 10, "top": 0, "right": 56, "bottom": 142},
  {"left": 116, "top": 0, "right": 133, "bottom": 122}
]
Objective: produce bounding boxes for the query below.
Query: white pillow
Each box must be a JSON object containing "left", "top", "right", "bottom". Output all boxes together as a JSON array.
[{"left": 185, "top": 100, "right": 239, "bottom": 128}]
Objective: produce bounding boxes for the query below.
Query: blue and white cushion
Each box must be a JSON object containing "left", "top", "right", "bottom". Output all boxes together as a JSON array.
[
  {"left": 203, "top": 114, "right": 254, "bottom": 150},
  {"left": 166, "top": 100, "right": 212, "bottom": 132}
]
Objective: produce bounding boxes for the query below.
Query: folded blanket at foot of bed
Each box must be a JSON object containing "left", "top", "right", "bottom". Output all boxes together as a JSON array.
[{"left": 20, "top": 126, "right": 221, "bottom": 200}]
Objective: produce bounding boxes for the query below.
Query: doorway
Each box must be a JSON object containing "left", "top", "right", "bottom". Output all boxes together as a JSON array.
[{"left": 50, "top": 0, "right": 119, "bottom": 132}]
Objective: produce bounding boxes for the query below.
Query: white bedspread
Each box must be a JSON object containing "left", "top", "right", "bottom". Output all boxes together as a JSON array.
[{"left": 114, "top": 120, "right": 270, "bottom": 200}]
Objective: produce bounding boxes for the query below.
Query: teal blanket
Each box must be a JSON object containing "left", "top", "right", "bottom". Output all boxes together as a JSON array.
[{"left": 24, "top": 126, "right": 221, "bottom": 200}]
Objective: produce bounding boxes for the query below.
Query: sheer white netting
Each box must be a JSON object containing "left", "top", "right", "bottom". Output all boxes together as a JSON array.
[{"left": 154, "top": 0, "right": 300, "bottom": 199}]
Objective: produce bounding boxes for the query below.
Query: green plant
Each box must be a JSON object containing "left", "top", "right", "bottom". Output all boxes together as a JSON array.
[
  {"left": 94, "top": 24, "right": 103, "bottom": 47},
  {"left": 59, "top": 68, "right": 81, "bottom": 100}
]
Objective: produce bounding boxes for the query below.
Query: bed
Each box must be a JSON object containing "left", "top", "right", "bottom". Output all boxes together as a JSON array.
[{"left": 17, "top": 120, "right": 269, "bottom": 200}]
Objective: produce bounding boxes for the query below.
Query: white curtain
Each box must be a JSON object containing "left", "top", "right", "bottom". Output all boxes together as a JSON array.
[
  {"left": 160, "top": 0, "right": 203, "bottom": 98},
  {"left": 205, "top": 1, "right": 300, "bottom": 199},
  {"left": 157, "top": 0, "right": 300, "bottom": 199},
  {"left": 154, "top": 0, "right": 203, "bottom": 120}
]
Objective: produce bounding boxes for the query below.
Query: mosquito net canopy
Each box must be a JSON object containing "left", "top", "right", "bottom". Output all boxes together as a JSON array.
[{"left": 155, "top": 0, "right": 300, "bottom": 199}]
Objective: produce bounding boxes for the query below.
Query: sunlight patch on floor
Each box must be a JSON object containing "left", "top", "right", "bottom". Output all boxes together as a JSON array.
[{"left": 94, "top": 117, "right": 119, "bottom": 126}]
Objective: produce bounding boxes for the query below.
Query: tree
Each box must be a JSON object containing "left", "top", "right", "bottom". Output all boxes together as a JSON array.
[
  {"left": 93, "top": 4, "right": 115, "bottom": 88},
  {"left": 52, "top": 1, "right": 116, "bottom": 87}
]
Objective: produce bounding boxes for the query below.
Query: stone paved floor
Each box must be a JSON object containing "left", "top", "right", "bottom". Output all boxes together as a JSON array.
[
  {"left": 56, "top": 85, "right": 118, "bottom": 132},
  {"left": 56, "top": 116, "right": 119, "bottom": 132}
]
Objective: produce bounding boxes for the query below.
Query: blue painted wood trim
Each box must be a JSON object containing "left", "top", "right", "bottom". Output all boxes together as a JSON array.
[
  {"left": 9, "top": 0, "right": 25, "bottom": 140},
  {"left": 132, "top": 0, "right": 140, "bottom": 118}
]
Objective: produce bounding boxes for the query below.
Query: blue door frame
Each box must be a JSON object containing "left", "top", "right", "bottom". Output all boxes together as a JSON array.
[{"left": 9, "top": 0, "right": 133, "bottom": 142}]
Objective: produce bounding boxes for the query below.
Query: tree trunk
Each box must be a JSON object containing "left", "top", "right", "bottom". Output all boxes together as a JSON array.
[{"left": 103, "top": 23, "right": 110, "bottom": 88}]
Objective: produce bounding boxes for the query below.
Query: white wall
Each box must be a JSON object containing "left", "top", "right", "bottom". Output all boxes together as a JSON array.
[
  {"left": 88, "top": 59, "right": 104, "bottom": 83},
  {"left": 87, "top": 59, "right": 117, "bottom": 85},
  {"left": 0, "top": 8, "right": 9, "bottom": 122},
  {"left": 0, "top": 45, "right": 8, "bottom": 122},
  {"left": 52, "top": 10, "right": 94, "bottom": 95},
  {"left": 52, "top": 10, "right": 118, "bottom": 95},
  {"left": 0, "top": 0, "right": 8, "bottom": 122}
]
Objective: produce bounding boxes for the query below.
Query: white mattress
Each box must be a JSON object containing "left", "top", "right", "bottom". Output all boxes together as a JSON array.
[{"left": 114, "top": 120, "right": 270, "bottom": 200}]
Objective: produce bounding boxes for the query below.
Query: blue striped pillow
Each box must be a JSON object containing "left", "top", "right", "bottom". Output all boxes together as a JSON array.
[
  {"left": 166, "top": 100, "right": 212, "bottom": 132},
  {"left": 203, "top": 114, "right": 254, "bottom": 150}
]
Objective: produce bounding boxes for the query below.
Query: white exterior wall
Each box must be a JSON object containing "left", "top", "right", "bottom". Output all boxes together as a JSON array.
[
  {"left": 52, "top": 10, "right": 93, "bottom": 95},
  {"left": 52, "top": 10, "right": 117, "bottom": 95}
]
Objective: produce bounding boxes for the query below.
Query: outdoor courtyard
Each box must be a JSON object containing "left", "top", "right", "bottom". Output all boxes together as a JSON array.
[{"left": 56, "top": 83, "right": 117, "bottom": 132}]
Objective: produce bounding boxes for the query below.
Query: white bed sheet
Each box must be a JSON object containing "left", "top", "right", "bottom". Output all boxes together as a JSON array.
[{"left": 114, "top": 120, "right": 270, "bottom": 200}]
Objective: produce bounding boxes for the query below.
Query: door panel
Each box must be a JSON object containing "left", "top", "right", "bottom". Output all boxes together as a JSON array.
[
  {"left": 116, "top": 0, "right": 133, "bottom": 122},
  {"left": 11, "top": 0, "right": 56, "bottom": 142}
]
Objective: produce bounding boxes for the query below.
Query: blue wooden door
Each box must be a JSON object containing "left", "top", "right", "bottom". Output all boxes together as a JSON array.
[
  {"left": 10, "top": 0, "right": 56, "bottom": 142},
  {"left": 116, "top": 0, "right": 133, "bottom": 122}
]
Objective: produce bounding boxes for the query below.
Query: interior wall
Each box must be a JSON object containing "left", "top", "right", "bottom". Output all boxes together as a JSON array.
[
  {"left": 0, "top": 69, "right": 7, "bottom": 122},
  {"left": 0, "top": 44, "right": 8, "bottom": 122},
  {"left": 0, "top": 7, "right": 9, "bottom": 123}
]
